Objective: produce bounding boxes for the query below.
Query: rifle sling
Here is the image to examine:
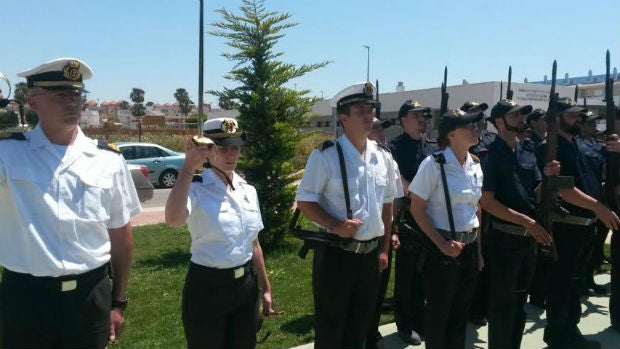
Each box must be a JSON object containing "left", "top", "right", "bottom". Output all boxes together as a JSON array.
[{"left": 292, "top": 140, "right": 353, "bottom": 258}]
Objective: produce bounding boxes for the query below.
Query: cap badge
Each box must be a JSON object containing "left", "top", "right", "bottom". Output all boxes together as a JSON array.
[
  {"left": 564, "top": 98, "right": 576, "bottom": 106},
  {"left": 63, "top": 60, "right": 82, "bottom": 82},
  {"left": 502, "top": 99, "right": 516, "bottom": 106},
  {"left": 410, "top": 100, "right": 421, "bottom": 107},
  {"left": 221, "top": 119, "right": 237, "bottom": 134},
  {"left": 449, "top": 109, "right": 466, "bottom": 116},
  {"left": 363, "top": 82, "right": 374, "bottom": 97}
]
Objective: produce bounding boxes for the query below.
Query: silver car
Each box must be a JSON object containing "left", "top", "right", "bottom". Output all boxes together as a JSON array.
[{"left": 128, "top": 164, "right": 154, "bottom": 202}]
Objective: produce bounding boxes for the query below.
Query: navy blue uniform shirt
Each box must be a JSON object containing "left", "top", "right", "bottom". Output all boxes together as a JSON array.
[
  {"left": 470, "top": 131, "right": 497, "bottom": 157},
  {"left": 389, "top": 133, "right": 436, "bottom": 182},
  {"left": 576, "top": 137, "right": 605, "bottom": 201},
  {"left": 482, "top": 136, "right": 542, "bottom": 221},
  {"left": 536, "top": 136, "right": 599, "bottom": 218}
]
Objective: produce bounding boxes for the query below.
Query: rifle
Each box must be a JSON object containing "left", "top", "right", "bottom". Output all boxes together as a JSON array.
[
  {"left": 289, "top": 208, "right": 352, "bottom": 258},
  {"left": 500, "top": 81, "right": 503, "bottom": 100},
  {"left": 605, "top": 50, "right": 620, "bottom": 213},
  {"left": 507, "top": 66, "right": 514, "bottom": 100},
  {"left": 440, "top": 66, "right": 449, "bottom": 116},
  {"left": 375, "top": 79, "right": 381, "bottom": 119},
  {"left": 574, "top": 84, "right": 580, "bottom": 104},
  {"left": 538, "top": 60, "right": 575, "bottom": 261}
]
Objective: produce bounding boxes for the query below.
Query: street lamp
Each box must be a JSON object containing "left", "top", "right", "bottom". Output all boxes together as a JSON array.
[{"left": 363, "top": 45, "right": 370, "bottom": 82}]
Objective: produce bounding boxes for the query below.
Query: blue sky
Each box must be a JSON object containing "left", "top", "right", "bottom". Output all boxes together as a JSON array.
[{"left": 3, "top": 0, "right": 619, "bottom": 106}]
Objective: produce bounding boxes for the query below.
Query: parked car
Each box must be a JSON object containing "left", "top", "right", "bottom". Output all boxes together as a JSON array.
[
  {"left": 115, "top": 142, "right": 185, "bottom": 188},
  {"left": 128, "top": 164, "right": 154, "bottom": 202}
]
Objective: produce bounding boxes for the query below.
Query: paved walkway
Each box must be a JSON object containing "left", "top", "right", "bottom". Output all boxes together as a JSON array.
[{"left": 291, "top": 272, "right": 619, "bottom": 349}]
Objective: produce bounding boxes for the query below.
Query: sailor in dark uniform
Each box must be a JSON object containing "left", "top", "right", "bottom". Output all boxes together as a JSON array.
[
  {"left": 526, "top": 108, "right": 547, "bottom": 147},
  {"left": 536, "top": 97, "right": 620, "bottom": 349},
  {"left": 577, "top": 110, "right": 609, "bottom": 296},
  {"left": 480, "top": 100, "right": 557, "bottom": 349},
  {"left": 389, "top": 99, "right": 436, "bottom": 345}
]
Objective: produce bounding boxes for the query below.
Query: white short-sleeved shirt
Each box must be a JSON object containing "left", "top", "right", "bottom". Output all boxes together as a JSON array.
[
  {"left": 295, "top": 135, "right": 396, "bottom": 241},
  {"left": 186, "top": 169, "right": 264, "bottom": 268},
  {"left": 409, "top": 146, "right": 482, "bottom": 232},
  {"left": 0, "top": 126, "right": 142, "bottom": 276}
]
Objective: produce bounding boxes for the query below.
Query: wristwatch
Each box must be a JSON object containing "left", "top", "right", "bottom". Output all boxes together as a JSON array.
[{"left": 112, "top": 297, "right": 129, "bottom": 311}]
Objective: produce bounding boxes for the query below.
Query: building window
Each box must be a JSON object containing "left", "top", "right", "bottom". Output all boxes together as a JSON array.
[
  {"left": 325, "top": 121, "right": 330, "bottom": 127},
  {"left": 317, "top": 121, "right": 323, "bottom": 127}
]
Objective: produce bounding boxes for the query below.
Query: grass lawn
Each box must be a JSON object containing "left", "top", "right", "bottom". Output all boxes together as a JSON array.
[{"left": 112, "top": 224, "right": 396, "bottom": 349}]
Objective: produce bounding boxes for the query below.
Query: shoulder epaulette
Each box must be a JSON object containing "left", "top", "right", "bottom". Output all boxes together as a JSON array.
[
  {"left": 432, "top": 151, "right": 446, "bottom": 164},
  {"left": 0, "top": 132, "right": 26, "bottom": 141},
  {"left": 470, "top": 153, "right": 480, "bottom": 163},
  {"left": 317, "top": 140, "right": 335, "bottom": 151},
  {"left": 97, "top": 139, "right": 121, "bottom": 154},
  {"left": 192, "top": 174, "right": 203, "bottom": 183}
]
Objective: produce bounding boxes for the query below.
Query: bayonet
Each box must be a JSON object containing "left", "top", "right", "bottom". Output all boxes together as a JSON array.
[
  {"left": 507, "top": 66, "right": 513, "bottom": 100},
  {"left": 539, "top": 60, "right": 574, "bottom": 261}
]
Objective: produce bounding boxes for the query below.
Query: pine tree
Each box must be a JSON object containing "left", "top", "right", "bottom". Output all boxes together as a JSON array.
[{"left": 209, "top": 0, "right": 328, "bottom": 248}]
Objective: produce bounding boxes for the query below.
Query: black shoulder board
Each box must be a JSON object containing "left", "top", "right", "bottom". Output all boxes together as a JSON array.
[
  {"left": 317, "top": 140, "right": 335, "bottom": 151},
  {"left": 377, "top": 142, "right": 391, "bottom": 153},
  {"left": 0, "top": 132, "right": 26, "bottom": 141},
  {"left": 192, "top": 174, "right": 203, "bottom": 183},
  {"left": 432, "top": 151, "right": 446, "bottom": 164},
  {"left": 97, "top": 139, "right": 121, "bottom": 154},
  {"left": 470, "top": 153, "right": 480, "bottom": 163}
]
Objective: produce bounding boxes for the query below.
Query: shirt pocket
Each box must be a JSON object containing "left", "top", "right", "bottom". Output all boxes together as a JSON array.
[{"left": 76, "top": 171, "right": 114, "bottom": 221}]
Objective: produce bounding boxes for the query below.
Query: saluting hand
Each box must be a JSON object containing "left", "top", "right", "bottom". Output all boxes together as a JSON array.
[
  {"left": 332, "top": 219, "right": 363, "bottom": 238},
  {"left": 182, "top": 136, "right": 216, "bottom": 173},
  {"left": 606, "top": 134, "right": 620, "bottom": 153},
  {"left": 439, "top": 240, "right": 464, "bottom": 258},
  {"left": 524, "top": 220, "right": 553, "bottom": 246},
  {"left": 543, "top": 160, "right": 561, "bottom": 176}
]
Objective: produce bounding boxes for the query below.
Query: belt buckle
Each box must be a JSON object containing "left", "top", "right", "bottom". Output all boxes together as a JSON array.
[
  {"left": 233, "top": 267, "right": 245, "bottom": 279},
  {"left": 61, "top": 280, "right": 77, "bottom": 292}
]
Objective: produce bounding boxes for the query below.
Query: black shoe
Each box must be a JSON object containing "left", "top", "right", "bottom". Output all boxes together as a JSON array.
[
  {"left": 529, "top": 298, "right": 545, "bottom": 309},
  {"left": 469, "top": 316, "right": 487, "bottom": 326},
  {"left": 573, "top": 337, "right": 601, "bottom": 349},
  {"left": 588, "top": 283, "right": 607, "bottom": 295},
  {"left": 397, "top": 330, "right": 422, "bottom": 346}
]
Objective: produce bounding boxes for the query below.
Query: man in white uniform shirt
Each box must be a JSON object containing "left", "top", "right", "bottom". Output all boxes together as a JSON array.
[
  {"left": 0, "top": 58, "right": 141, "bottom": 349},
  {"left": 296, "top": 82, "right": 396, "bottom": 349}
]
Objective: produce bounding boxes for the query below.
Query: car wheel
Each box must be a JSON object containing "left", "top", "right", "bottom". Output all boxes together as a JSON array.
[{"left": 159, "top": 169, "right": 178, "bottom": 188}]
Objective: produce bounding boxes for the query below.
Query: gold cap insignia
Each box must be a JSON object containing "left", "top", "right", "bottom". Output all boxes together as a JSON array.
[
  {"left": 502, "top": 99, "right": 516, "bottom": 106},
  {"left": 409, "top": 100, "right": 421, "bottom": 107},
  {"left": 448, "top": 109, "right": 466, "bottom": 117},
  {"left": 221, "top": 119, "right": 237, "bottom": 134},
  {"left": 363, "top": 82, "right": 374, "bottom": 97},
  {"left": 63, "top": 60, "right": 82, "bottom": 82}
]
